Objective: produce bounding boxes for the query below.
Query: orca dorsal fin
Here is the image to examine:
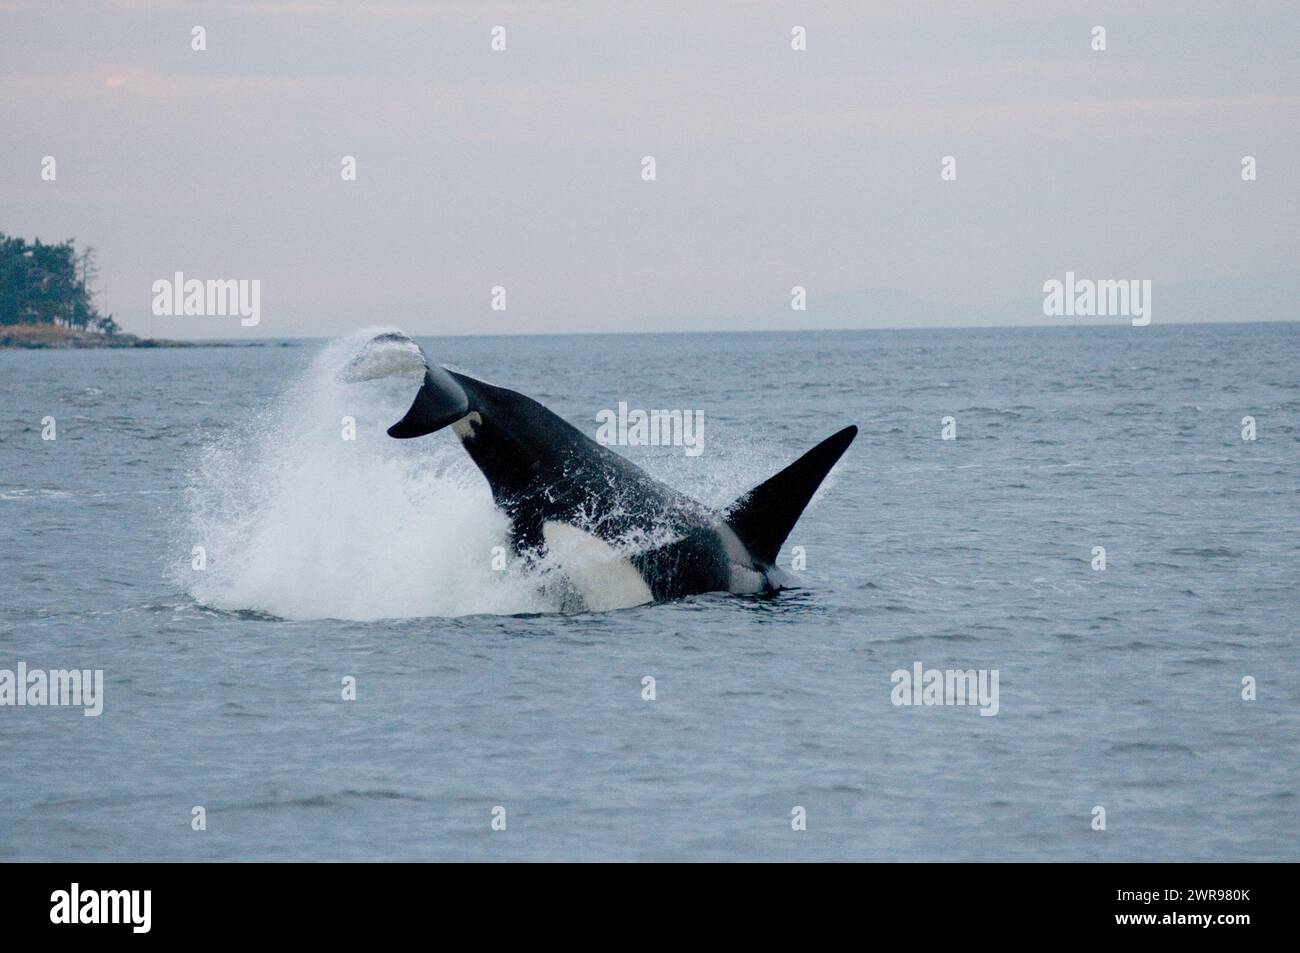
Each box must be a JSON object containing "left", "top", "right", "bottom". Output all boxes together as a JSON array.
[{"left": 724, "top": 426, "right": 857, "bottom": 566}]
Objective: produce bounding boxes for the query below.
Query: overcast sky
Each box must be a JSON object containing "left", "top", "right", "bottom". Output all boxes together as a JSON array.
[{"left": 2, "top": 0, "right": 1297, "bottom": 338}]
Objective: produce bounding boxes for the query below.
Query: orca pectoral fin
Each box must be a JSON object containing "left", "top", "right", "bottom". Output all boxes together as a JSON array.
[
  {"left": 724, "top": 425, "right": 857, "bottom": 566},
  {"left": 387, "top": 365, "right": 471, "bottom": 439}
]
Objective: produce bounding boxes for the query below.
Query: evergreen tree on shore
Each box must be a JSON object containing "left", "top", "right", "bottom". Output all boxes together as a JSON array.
[{"left": 0, "top": 232, "right": 117, "bottom": 333}]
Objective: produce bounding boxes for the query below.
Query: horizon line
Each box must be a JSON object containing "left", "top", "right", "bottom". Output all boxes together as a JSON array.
[{"left": 158, "top": 317, "right": 1300, "bottom": 344}]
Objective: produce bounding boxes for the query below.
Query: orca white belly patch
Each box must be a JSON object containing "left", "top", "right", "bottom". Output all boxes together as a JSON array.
[{"left": 542, "top": 522, "right": 654, "bottom": 612}]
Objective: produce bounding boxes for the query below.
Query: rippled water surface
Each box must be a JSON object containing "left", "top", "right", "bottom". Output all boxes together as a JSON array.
[{"left": 1, "top": 324, "right": 1297, "bottom": 860}]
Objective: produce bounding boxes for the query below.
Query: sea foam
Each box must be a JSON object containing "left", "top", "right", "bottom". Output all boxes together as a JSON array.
[{"left": 179, "top": 329, "right": 559, "bottom": 620}]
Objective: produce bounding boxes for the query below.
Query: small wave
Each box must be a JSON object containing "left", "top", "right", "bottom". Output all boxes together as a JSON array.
[
  {"left": 1106, "top": 742, "right": 1197, "bottom": 758},
  {"left": 956, "top": 406, "right": 1025, "bottom": 419},
  {"left": 228, "top": 789, "right": 432, "bottom": 811},
  {"left": 1168, "top": 546, "right": 1240, "bottom": 558},
  {"left": 0, "top": 488, "right": 73, "bottom": 501}
]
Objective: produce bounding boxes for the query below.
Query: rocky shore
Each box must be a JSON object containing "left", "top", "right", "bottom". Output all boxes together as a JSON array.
[{"left": 0, "top": 324, "right": 197, "bottom": 349}]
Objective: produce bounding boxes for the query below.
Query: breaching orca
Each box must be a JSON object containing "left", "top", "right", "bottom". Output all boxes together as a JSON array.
[{"left": 344, "top": 331, "right": 856, "bottom": 611}]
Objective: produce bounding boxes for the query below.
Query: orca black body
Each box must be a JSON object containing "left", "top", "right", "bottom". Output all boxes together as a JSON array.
[{"left": 346, "top": 332, "right": 856, "bottom": 610}]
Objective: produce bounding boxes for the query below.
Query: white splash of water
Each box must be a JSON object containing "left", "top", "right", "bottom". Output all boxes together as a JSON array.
[{"left": 179, "top": 330, "right": 559, "bottom": 621}]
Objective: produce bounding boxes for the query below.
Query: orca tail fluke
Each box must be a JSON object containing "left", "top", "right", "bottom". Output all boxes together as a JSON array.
[
  {"left": 724, "top": 425, "right": 857, "bottom": 566},
  {"left": 387, "top": 365, "right": 471, "bottom": 439},
  {"left": 339, "top": 329, "right": 473, "bottom": 439}
]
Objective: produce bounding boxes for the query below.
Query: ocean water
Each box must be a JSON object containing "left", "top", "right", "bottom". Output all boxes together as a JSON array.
[{"left": 0, "top": 323, "right": 1296, "bottom": 862}]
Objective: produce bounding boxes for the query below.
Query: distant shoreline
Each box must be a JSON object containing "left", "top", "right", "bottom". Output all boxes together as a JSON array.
[
  {"left": 4, "top": 319, "right": 1296, "bottom": 349},
  {"left": 0, "top": 324, "right": 254, "bottom": 349}
]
